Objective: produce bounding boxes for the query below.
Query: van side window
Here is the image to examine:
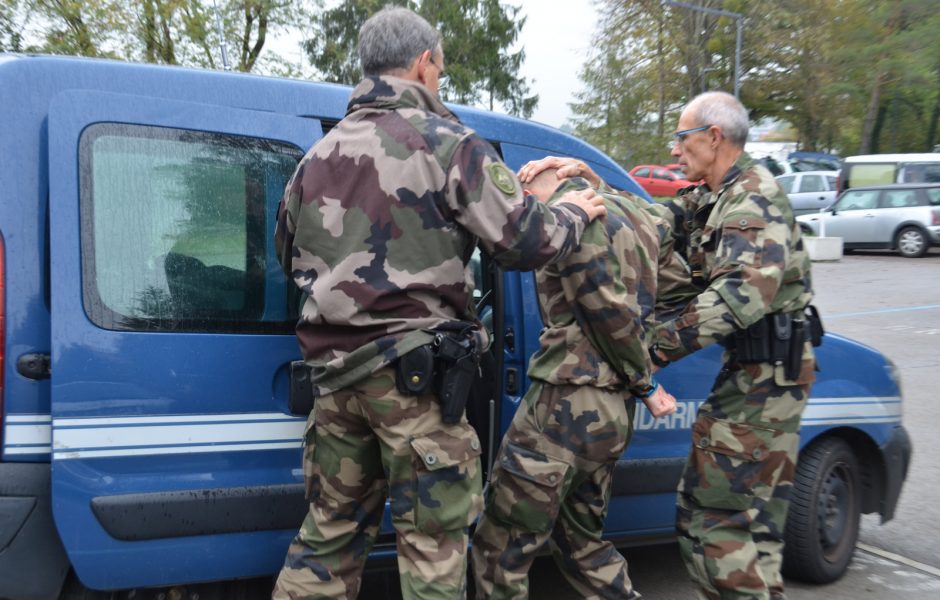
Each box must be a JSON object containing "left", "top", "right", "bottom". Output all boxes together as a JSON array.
[{"left": 80, "top": 124, "right": 303, "bottom": 333}]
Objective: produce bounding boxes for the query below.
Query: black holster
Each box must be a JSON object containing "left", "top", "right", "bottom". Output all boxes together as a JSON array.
[
  {"left": 727, "top": 305, "right": 824, "bottom": 380},
  {"left": 395, "top": 329, "right": 480, "bottom": 425}
]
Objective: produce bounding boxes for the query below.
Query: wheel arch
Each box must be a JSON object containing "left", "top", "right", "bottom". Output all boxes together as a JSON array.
[
  {"left": 890, "top": 221, "right": 929, "bottom": 249},
  {"left": 800, "top": 426, "right": 885, "bottom": 516}
]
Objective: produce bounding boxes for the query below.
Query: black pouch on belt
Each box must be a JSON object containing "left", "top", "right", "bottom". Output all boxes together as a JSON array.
[
  {"left": 395, "top": 344, "right": 435, "bottom": 396},
  {"left": 805, "top": 304, "right": 825, "bottom": 347}
]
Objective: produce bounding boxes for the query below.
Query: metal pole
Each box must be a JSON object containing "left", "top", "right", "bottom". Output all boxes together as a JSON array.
[
  {"left": 734, "top": 16, "right": 742, "bottom": 98},
  {"left": 662, "top": 0, "right": 743, "bottom": 98},
  {"left": 212, "top": 0, "right": 231, "bottom": 71}
]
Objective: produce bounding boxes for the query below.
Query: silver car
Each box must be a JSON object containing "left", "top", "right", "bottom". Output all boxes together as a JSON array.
[
  {"left": 776, "top": 170, "right": 839, "bottom": 216},
  {"left": 796, "top": 183, "right": 940, "bottom": 257}
]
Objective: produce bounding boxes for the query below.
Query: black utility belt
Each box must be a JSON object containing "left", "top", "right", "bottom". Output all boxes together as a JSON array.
[
  {"left": 725, "top": 306, "right": 824, "bottom": 379},
  {"left": 395, "top": 331, "right": 480, "bottom": 425}
]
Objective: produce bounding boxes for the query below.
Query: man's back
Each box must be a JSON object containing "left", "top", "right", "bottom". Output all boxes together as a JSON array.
[{"left": 527, "top": 180, "right": 661, "bottom": 395}]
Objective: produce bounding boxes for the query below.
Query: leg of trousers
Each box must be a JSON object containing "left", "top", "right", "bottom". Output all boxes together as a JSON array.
[
  {"left": 676, "top": 358, "right": 810, "bottom": 600},
  {"left": 471, "top": 382, "right": 639, "bottom": 600},
  {"left": 273, "top": 368, "right": 483, "bottom": 600}
]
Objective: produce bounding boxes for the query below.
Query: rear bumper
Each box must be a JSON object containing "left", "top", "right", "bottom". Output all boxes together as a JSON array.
[
  {"left": 880, "top": 425, "right": 912, "bottom": 523},
  {"left": 0, "top": 463, "right": 69, "bottom": 600}
]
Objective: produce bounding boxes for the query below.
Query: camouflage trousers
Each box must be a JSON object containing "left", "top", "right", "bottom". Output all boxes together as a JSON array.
[
  {"left": 677, "top": 354, "right": 813, "bottom": 600},
  {"left": 471, "top": 381, "right": 640, "bottom": 600},
  {"left": 272, "top": 367, "right": 483, "bottom": 600}
]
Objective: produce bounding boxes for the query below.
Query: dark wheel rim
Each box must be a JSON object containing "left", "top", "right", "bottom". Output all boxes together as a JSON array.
[
  {"left": 899, "top": 230, "right": 924, "bottom": 255},
  {"left": 817, "top": 461, "right": 855, "bottom": 561}
]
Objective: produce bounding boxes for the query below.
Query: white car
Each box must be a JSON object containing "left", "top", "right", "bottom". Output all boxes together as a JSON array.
[
  {"left": 796, "top": 183, "right": 940, "bottom": 257},
  {"left": 776, "top": 171, "right": 839, "bottom": 216}
]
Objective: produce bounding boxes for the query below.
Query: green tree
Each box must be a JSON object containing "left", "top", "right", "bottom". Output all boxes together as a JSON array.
[
  {"left": 569, "top": 0, "right": 685, "bottom": 168},
  {"left": 1, "top": 0, "right": 23, "bottom": 52},
  {"left": 301, "top": 0, "right": 537, "bottom": 118},
  {"left": 21, "top": 0, "right": 304, "bottom": 74}
]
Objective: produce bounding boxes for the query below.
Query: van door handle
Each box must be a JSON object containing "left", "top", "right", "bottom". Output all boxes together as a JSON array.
[{"left": 17, "top": 353, "right": 51, "bottom": 380}]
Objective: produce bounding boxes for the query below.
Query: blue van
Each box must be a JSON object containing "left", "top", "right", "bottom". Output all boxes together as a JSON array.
[{"left": 0, "top": 55, "right": 910, "bottom": 599}]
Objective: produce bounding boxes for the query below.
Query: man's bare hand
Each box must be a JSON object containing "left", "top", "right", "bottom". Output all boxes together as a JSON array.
[
  {"left": 557, "top": 188, "right": 606, "bottom": 221},
  {"left": 518, "top": 156, "right": 601, "bottom": 188},
  {"left": 641, "top": 385, "right": 677, "bottom": 418}
]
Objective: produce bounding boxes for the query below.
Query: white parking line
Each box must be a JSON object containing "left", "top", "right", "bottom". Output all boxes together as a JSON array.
[{"left": 857, "top": 542, "right": 940, "bottom": 578}]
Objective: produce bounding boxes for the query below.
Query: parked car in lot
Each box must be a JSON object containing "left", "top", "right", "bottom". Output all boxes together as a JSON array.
[
  {"left": 776, "top": 170, "right": 839, "bottom": 216},
  {"left": 0, "top": 54, "right": 911, "bottom": 599},
  {"left": 628, "top": 164, "right": 695, "bottom": 196},
  {"left": 838, "top": 153, "right": 940, "bottom": 192},
  {"left": 797, "top": 183, "right": 940, "bottom": 257}
]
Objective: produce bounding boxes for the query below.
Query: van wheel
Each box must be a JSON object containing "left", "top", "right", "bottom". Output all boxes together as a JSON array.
[
  {"left": 782, "top": 437, "right": 860, "bottom": 583},
  {"left": 896, "top": 226, "right": 928, "bottom": 258}
]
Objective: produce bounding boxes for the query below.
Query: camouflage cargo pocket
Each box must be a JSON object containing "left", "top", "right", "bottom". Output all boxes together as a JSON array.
[
  {"left": 488, "top": 442, "right": 569, "bottom": 533},
  {"left": 685, "top": 416, "right": 775, "bottom": 512},
  {"left": 409, "top": 425, "right": 483, "bottom": 534}
]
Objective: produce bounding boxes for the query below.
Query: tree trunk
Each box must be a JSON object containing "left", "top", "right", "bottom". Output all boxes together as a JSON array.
[
  {"left": 859, "top": 71, "right": 887, "bottom": 154},
  {"left": 926, "top": 71, "right": 940, "bottom": 151},
  {"left": 657, "top": 13, "right": 665, "bottom": 140}
]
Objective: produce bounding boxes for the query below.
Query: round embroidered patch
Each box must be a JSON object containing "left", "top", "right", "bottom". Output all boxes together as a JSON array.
[{"left": 487, "top": 163, "right": 517, "bottom": 195}]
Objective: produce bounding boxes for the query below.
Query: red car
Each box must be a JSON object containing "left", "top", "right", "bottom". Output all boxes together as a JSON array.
[{"left": 628, "top": 164, "right": 695, "bottom": 197}]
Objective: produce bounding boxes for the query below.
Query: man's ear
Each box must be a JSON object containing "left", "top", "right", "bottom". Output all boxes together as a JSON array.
[{"left": 415, "top": 49, "right": 432, "bottom": 84}]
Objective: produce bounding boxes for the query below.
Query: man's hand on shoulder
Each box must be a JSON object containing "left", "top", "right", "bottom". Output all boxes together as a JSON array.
[
  {"left": 642, "top": 384, "right": 677, "bottom": 418},
  {"left": 558, "top": 188, "right": 606, "bottom": 221}
]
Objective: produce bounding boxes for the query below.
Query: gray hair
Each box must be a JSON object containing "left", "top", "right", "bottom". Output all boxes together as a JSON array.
[
  {"left": 686, "top": 91, "right": 749, "bottom": 148},
  {"left": 358, "top": 6, "right": 442, "bottom": 76}
]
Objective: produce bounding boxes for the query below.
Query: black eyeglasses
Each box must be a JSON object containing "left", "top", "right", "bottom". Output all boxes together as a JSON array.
[{"left": 668, "top": 124, "right": 713, "bottom": 150}]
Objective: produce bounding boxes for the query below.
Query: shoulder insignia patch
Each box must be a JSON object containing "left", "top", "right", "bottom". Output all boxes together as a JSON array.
[{"left": 487, "top": 163, "right": 517, "bottom": 196}]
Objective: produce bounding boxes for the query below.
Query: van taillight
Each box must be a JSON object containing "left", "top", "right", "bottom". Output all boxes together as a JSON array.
[{"left": 933, "top": 210, "right": 940, "bottom": 226}]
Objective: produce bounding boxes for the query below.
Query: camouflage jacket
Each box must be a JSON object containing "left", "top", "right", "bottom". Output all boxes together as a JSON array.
[
  {"left": 275, "top": 76, "right": 591, "bottom": 394},
  {"left": 652, "top": 155, "right": 814, "bottom": 362},
  {"left": 527, "top": 179, "right": 687, "bottom": 395}
]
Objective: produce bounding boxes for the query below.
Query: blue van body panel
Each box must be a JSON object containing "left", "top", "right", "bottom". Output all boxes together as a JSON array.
[{"left": 0, "top": 55, "right": 908, "bottom": 594}]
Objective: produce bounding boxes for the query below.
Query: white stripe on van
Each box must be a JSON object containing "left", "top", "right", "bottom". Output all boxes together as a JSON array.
[{"left": 1, "top": 398, "right": 904, "bottom": 460}]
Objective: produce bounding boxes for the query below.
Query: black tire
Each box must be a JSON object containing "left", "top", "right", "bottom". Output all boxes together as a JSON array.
[
  {"left": 782, "top": 437, "right": 860, "bottom": 583},
  {"left": 896, "top": 226, "right": 928, "bottom": 258}
]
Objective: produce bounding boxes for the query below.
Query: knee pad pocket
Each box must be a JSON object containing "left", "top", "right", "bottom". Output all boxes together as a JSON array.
[
  {"left": 489, "top": 442, "right": 569, "bottom": 533},
  {"left": 683, "top": 416, "right": 779, "bottom": 512},
  {"left": 409, "top": 425, "right": 483, "bottom": 534}
]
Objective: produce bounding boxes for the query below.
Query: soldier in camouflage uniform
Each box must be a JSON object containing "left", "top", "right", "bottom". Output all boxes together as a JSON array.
[
  {"left": 471, "top": 169, "right": 687, "bottom": 600},
  {"left": 648, "top": 92, "right": 816, "bottom": 600},
  {"left": 519, "top": 91, "right": 816, "bottom": 599},
  {"left": 270, "top": 7, "right": 607, "bottom": 600}
]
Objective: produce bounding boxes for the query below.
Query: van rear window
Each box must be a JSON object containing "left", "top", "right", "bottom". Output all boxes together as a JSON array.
[
  {"left": 79, "top": 123, "right": 302, "bottom": 333},
  {"left": 847, "top": 163, "right": 895, "bottom": 188}
]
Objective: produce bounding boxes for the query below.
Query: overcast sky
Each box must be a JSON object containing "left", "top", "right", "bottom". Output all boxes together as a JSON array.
[
  {"left": 269, "top": 1, "right": 598, "bottom": 129},
  {"left": 511, "top": 0, "right": 598, "bottom": 128}
]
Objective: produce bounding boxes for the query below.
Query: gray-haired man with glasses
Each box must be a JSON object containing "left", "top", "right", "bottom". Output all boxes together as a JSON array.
[{"left": 519, "top": 91, "right": 817, "bottom": 600}]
